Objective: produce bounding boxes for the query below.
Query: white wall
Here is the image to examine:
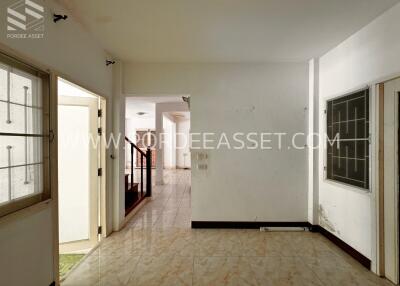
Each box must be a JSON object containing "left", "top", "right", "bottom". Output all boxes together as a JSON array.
[
  {"left": 163, "top": 114, "right": 177, "bottom": 169},
  {"left": 122, "top": 63, "right": 309, "bottom": 222},
  {"left": 58, "top": 105, "right": 90, "bottom": 243},
  {"left": 176, "top": 118, "right": 191, "bottom": 169},
  {"left": 308, "top": 59, "right": 319, "bottom": 225},
  {"left": 154, "top": 102, "right": 189, "bottom": 184},
  {"left": 125, "top": 117, "right": 155, "bottom": 140},
  {"left": 0, "top": 208, "right": 54, "bottom": 286},
  {"left": 0, "top": 0, "right": 112, "bottom": 284},
  {"left": 318, "top": 2, "right": 400, "bottom": 260},
  {"left": 125, "top": 117, "right": 155, "bottom": 168}
]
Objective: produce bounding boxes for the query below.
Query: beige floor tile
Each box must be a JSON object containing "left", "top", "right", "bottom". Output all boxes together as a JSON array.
[
  {"left": 303, "top": 255, "right": 393, "bottom": 286},
  {"left": 194, "top": 229, "right": 243, "bottom": 257},
  {"left": 127, "top": 255, "right": 193, "bottom": 286},
  {"left": 62, "top": 170, "right": 393, "bottom": 286},
  {"left": 193, "top": 256, "right": 326, "bottom": 286},
  {"left": 245, "top": 256, "right": 324, "bottom": 286},
  {"left": 63, "top": 252, "right": 141, "bottom": 286},
  {"left": 193, "top": 256, "right": 258, "bottom": 286}
]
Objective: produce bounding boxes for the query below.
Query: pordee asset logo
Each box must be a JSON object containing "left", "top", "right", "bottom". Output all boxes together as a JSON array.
[{"left": 6, "top": 0, "right": 44, "bottom": 39}]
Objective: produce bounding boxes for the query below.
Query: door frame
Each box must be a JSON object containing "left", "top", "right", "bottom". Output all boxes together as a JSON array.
[
  {"left": 58, "top": 94, "right": 99, "bottom": 253},
  {"left": 54, "top": 76, "right": 108, "bottom": 283},
  {"left": 377, "top": 78, "right": 400, "bottom": 284}
]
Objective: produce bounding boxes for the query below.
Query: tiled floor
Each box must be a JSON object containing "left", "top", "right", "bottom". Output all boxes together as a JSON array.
[{"left": 63, "top": 170, "right": 393, "bottom": 286}]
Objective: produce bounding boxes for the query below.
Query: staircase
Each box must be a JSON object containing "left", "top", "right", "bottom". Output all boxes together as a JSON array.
[
  {"left": 125, "top": 137, "right": 152, "bottom": 216},
  {"left": 125, "top": 174, "right": 139, "bottom": 192}
]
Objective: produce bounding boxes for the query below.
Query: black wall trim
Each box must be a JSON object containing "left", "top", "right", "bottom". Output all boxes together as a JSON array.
[
  {"left": 312, "top": 225, "right": 371, "bottom": 269},
  {"left": 191, "top": 221, "right": 371, "bottom": 269},
  {"left": 191, "top": 221, "right": 311, "bottom": 229}
]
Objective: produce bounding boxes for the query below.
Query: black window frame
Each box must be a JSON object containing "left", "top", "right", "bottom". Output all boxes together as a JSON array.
[{"left": 326, "top": 88, "right": 370, "bottom": 190}]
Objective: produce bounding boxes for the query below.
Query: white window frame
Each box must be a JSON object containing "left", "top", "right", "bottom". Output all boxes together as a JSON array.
[{"left": 0, "top": 51, "right": 52, "bottom": 218}]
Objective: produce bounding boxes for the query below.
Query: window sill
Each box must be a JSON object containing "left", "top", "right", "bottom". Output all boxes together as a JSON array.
[{"left": 0, "top": 198, "right": 52, "bottom": 226}]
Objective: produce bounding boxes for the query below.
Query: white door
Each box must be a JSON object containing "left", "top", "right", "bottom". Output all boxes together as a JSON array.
[
  {"left": 58, "top": 95, "right": 99, "bottom": 252},
  {"left": 383, "top": 78, "right": 400, "bottom": 284}
]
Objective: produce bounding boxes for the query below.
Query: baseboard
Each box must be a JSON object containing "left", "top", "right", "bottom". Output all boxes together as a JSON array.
[
  {"left": 191, "top": 221, "right": 311, "bottom": 229},
  {"left": 312, "top": 225, "right": 371, "bottom": 269}
]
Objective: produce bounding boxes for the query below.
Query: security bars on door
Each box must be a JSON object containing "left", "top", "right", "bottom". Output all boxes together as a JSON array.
[
  {"left": 326, "top": 89, "right": 370, "bottom": 190},
  {"left": 0, "top": 52, "right": 51, "bottom": 217}
]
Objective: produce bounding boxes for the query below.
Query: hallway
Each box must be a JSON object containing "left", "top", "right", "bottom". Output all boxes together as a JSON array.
[{"left": 63, "top": 170, "right": 391, "bottom": 286}]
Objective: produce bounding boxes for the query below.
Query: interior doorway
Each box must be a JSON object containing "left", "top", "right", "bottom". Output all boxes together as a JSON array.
[
  {"left": 163, "top": 111, "right": 191, "bottom": 170},
  {"left": 124, "top": 96, "right": 190, "bottom": 214},
  {"left": 57, "top": 78, "right": 106, "bottom": 280},
  {"left": 136, "top": 130, "right": 157, "bottom": 168}
]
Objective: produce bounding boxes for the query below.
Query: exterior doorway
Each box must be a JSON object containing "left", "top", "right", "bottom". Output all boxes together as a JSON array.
[{"left": 57, "top": 78, "right": 106, "bottom": 280}]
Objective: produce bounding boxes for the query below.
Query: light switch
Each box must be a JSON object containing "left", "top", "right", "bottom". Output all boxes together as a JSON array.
[
  {"left": 197, "top": 164, "right": 208, "bottom": 170},
  {"left": 197, "top": 153, "right": 208, "bottom": 160}
]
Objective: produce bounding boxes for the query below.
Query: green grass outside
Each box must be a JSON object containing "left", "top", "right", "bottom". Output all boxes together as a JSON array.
[{"left": 59, "top": 254, "right": 85, "bottom": 279}]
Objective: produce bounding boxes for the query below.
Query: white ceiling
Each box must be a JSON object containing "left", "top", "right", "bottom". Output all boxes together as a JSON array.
[
  {"left": 125, "top": 96, "right": 184, "bottom": 119},
  {"left": 126, "top": 96, "right": 185, "bottom": 104},
  {"left": 126, "top": 99, "right": 155, "bottom": 119},
  {"left": 167, "top": 111, "right": 191, "bottom": 121},
  {"left": 59, "top": 0, "right": 399, "bottom": 63},
  {"left": 58, "top": 78, "right": 97, "bottom": 98}
]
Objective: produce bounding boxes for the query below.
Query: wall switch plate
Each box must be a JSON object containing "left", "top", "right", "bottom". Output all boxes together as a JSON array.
[
  {"left": 197, "top": 153, "right": 208, "bottom": 160},
  {"left": 197, "top": 164, "right": 208, "bottom": 170}
]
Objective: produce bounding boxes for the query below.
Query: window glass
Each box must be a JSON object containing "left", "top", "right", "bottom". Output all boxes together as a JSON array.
[
  {"left": 326, "top": 89, "right": 369, "bottom": 189},
  {"left": 0, "top": 55, "right": 49, "bottom": 213}
]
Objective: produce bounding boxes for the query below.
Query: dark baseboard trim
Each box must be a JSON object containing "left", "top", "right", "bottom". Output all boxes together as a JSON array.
[
  {"left": 191, "top": 221, "right": 311, "bottom": 229},
  {"left": 312, "top": 225, "right": 371, "bottom": 269}
]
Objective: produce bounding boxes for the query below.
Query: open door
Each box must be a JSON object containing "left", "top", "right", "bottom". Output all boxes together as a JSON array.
[{"left": 58, "top": 94, "right": 99, "bottom": 253}]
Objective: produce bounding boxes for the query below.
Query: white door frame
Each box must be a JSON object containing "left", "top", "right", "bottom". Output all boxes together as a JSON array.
[
  {"left": 58, "top": 94, "right": 99, "bottom": 253},
  {"left": 377, "top": 78, "right": 400, "bottom": 284}
]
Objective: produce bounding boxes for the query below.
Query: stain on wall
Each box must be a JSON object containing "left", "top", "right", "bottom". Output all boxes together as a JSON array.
[{"left": 319, "top": 204, "right": 338, "bottom": 234}]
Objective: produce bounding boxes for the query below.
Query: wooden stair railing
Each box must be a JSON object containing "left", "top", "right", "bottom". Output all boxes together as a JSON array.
[{"left": 125, "top": 136, "right": 152, "bottom": 215}]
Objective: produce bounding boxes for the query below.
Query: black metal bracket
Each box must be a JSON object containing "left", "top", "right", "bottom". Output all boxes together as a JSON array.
[
  {"left": 49, "top": 130, "right": 55, "bottom": 143},
  {"left": 106, "top": 60, "right": 116, "bottom": 66},
  {"left": 53, "top": 14, "right": 68, "bottom": 23}
]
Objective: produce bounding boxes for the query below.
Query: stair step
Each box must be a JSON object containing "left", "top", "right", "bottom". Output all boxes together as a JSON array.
[{"left": 126, "top": 183, "right": 139, "bottom": 193}]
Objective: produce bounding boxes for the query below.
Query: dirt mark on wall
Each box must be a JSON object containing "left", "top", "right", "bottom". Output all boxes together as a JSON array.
[{"left": 319, "top": 204, "right": 340, "bottom": 235}]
